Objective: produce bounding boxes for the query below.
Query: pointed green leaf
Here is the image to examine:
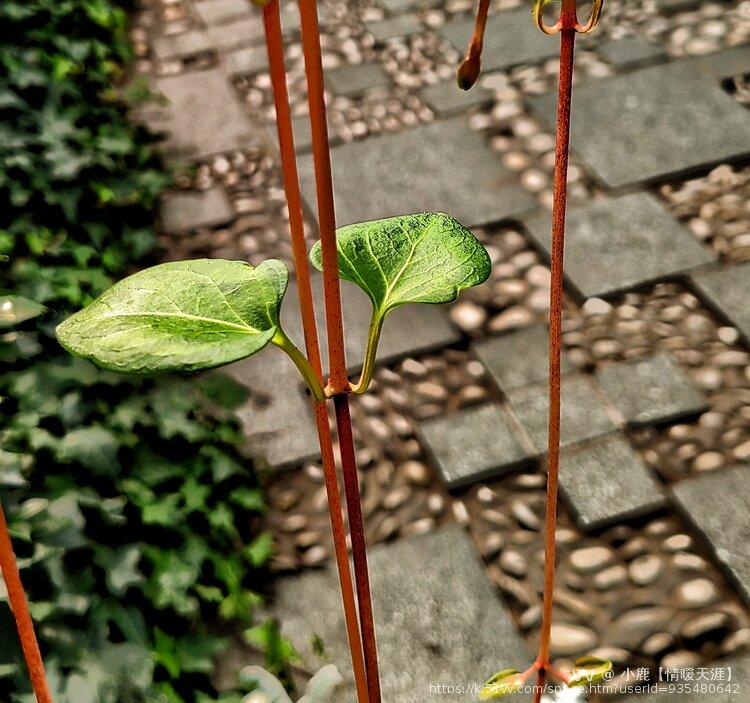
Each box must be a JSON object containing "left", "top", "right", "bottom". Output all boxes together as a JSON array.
[
  {"left": 567, "top": 656, "right": 613, "bottom": 688},
  {"left": 309, "top": 212, "right": 490, "bottom": 318},
  {"left": 56, "top": 259, "right": 288, "bottom": 374},
  {"left": 478, "top": 668, "right": 524, "bottom": 700},
  {"left": 0, "top": 295, "right": 45, "bottom": 327}
]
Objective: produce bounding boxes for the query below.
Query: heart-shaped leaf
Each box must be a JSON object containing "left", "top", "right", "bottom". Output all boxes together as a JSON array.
[
  {"left": 0, "top": 295, "right": 45, "bottom": 328},
  {"left": 567, "top": 656, "right": 613, "bottom": 688},
  {"left": 309, "top": 212, "right": 490, "bottom": 319},
  {"left": 478, "top": 668, "right": 524, "bottom": 700},
  {"left": 56, "top": 259, "right": 288, "bottom": 375}
]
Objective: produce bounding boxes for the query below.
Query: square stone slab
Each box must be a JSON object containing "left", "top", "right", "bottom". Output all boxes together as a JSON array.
[
  {"left": 143, "top": 70, "right": 260, "bottom": 160},
  {"left": 673, "top": 464, "right": 750, "bottom": 604},
  {"left": 528, "top": 62, "right": 750, "bottom": 188},
  {"left": 419, "top": 81, "right": 493, "bottom": 116},
  {"left": 418, "top": 403, "right": 534, "bottom": 488},
  {"left": 473, "top": 324, "right": 573, "bottom": 393},
  {"left": 298, "top": 117, "right": 537, "bottom": 228},
  {"left": 160, "top": 186, "right": 234, "bottom": 232},
  {"left": 225, "top": 45, "right": 268, "bottom": 76},
  {"left": 596, "top": 36, "right": 666, "bottom": 69},
  {"left": 506, "top": 375, "right": 617, "bottom": 453},
  {"left": 691, "top": 263, "right": 750, "bottom": 343},
  {"left": 690, "top": 45, "right": 750, "bottom": 81},
  {"left": 194, "top": 0, "right": 251, "bottom": 26},
  {"left": 596, "top": 352, "right": 708, "bottom": 427},
  {"left": 560, "top": 433, "right": 666, "bottom": 531},
  {"left": 270, "top": 525, "right": 532, "bottom": 702},
  {"left": 524, "top": 192, "right": 714, "bottom": 299},
  {"left": 207, "top": 17, "right": 265, "bottom": 50},
  {"left": 152, "top": 31, "right": 212, "bottom": 61},
  {"left": 441, "top": 8, "right": 558, "bottom": 73},
  {"left": 366, "top": 15, "right": 423, "bottom": 42},
  {"left": 327, "top": 62, "right": 390, "bottom": 96},
  {"left": 379, "top": 0, "right": 440, "bottom": 12}
]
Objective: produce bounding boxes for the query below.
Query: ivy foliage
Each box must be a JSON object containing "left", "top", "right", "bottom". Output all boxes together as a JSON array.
[{"left": 0, "top": 0, "right": 279, "bottom": 700}]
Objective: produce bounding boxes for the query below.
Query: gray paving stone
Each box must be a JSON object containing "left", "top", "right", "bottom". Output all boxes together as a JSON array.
[
  {"left": 160, "top": 186, "right": 234, "bottom": 232},
  {"left": 152, "top": 30, "right": 212, "bottom": 61},
  {"left": 656, "top": 0, "right": 704, "bottom": 11},
  {"left": 690, "top": 45, "right": 750, "bottom": 80},
  {"left": 378, "top": 0, "right": 440, "bottom": 12},
  {"left": 691, "top": 262, "right": 750, "bottom": 343},
  {"left": 442, "top": 8, "right": 558, "bottom": 73},
  {"left": 143, "top": 70, "right": 261, "bottom": 160},
  {"left": 418, "top": 403, "right": 533, "bottom": 488},
  {"left": 419, "top": 81, "right": 493, "bottom": 116},
  {"left": 270, "top": 525, "right": 532, "bottom": 702},
  {"left": 298, "top": 117, "right": 537, "bottom": 228},
  {"left": 207, "top": 16, "right": 265, "bottom": 50},
  {"left": 194, "top": 0, "right": 251, "bottom": 26},
  {"left": 524, "top": 192, "right": 715, "bottom": 299},
  {"left": 225, "top": 352, "right": 320, "bottom": 470},
  {"left": 528, "top": 62, "right": 750, "bottom": 188},
  {"left": 366, "top": 14, "right": 423, "bottom": 42},
  {"left": 327, "top": 62, "right": 390, "bottom": 96},
  {"left": 596, "top": 36, "right": 666, "bottom": 68},
  {"left": 225, "top": 45, "right": 267, "bottom": 76},
  {"left": 560, "top": 433, "right": 666, "bottom": 531},
  {"left": 597, "top": 352, "right": 708, "bottom": 427},
  {"left": 672, "top": 464, "right": 750, "bottom": 604},
  {"left": 473, "top": 324, "right": 573, "bottom": 393},
  {"left": 614, "top": 654, "right": 750, "bottom": 702},
  {"left": 506, "top": 375, "right": 617, "bottom": 453}
]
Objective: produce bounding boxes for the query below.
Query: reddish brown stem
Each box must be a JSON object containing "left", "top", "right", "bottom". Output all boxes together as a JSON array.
[
  {"left": 457, "top": 0, "right": 489, "bottom": 89},
  {"left": 533, "top": 16, "right": 576, "bottom": 703},
  {"left": 261, "top": 4, "right": 370, "bottom": 701},
  {"left": 297, "top": 0, "right": 382, "bottom": 700},
  {"left": 0, "top": 501, "right": 53, "bottom": 703}
]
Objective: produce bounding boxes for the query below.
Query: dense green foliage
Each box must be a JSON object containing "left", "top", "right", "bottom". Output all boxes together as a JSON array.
[{"left": 0, "top": 0, "right": 277, "bottom": 700}]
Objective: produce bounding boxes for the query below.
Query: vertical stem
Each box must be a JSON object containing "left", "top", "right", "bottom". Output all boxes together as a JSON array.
[
  {"left": 261, "top": 5, "right": 370, "bottom": 702},
  {"left": 534, "top": 21, "right": 576, "bottom": 703},
  {"left": 0, "top": 501, "right": 53, "bottom": 703},
  {"left": 297, "top": 1, "right": 381, "bottom": 700}
]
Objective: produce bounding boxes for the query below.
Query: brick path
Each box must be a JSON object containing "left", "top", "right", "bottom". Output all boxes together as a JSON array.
[{"left": 131, "top": 0, "right": 750, "bottom": 699}]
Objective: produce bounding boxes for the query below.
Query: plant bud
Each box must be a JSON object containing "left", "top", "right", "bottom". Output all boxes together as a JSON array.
[{"left": 457, "top": 54, "right": 481, "bottom": 91}]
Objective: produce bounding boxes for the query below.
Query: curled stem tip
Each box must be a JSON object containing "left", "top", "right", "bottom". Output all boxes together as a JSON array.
[{"left": 458, "top": 0, "right": 490, "bottom": 90}]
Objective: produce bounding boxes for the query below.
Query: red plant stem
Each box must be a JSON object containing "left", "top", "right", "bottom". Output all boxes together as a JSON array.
[
  {"left": 261, "top": 4, "right": 369, "bottom": 702},
  {"left": 297, "top": 1, "right": 382, "bottom": 700},
  {"left": 533, "top": 12, "right": 576, "bottom": 703},
  {"left": 0, "top": 501, "right": 52, "bottom": 703}
]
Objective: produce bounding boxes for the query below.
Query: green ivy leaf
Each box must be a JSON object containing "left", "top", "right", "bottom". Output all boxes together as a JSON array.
[
  {"left": 309, "top": 212, "right": 490, "bottom": 318},
  {"left": 56, "top": 259, "right": 289, "bottom": 374},
  {"left": 0, "top": 295, "right": 45, "bottom": 328},
  {"left": 567, "top": 656, "right": 613, "bottom": 687},
  {"left": 56, "top": 426, "right": 120, "bottom": 475},
  {"left": 478, "top": 669, "right": 524, "bottom": 700}
]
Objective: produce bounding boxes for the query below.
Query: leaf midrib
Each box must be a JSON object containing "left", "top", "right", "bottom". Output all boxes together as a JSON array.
[{"left": 98, "top": 310, "right": 267, "bottom": 335}]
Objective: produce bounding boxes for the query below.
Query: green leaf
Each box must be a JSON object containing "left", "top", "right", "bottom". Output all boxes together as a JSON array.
[
  {"left": 56, "top": 426, "right": 120, "bottom": 474},
  {"left": 567, "top": 656, "right": 613, "bottom": 688},
  {"left": 94, "top": 545, "right": 144, "bottom": 596},
  {"left": 0, "top": 295, "right": 45, "bottom": 328},
  {"left": 56, "top": 259, "right": 289, "bottom": 374},
  {"left": 478, "top": 669, "right": 524, "bottom": 700},
  {"left": 309, "top": 212, "right": 490, "bottom": 317}
]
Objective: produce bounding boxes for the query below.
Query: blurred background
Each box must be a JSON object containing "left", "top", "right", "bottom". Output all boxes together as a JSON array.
[{"left": 1, "top": 0, "right": 750, "bottom": 701}]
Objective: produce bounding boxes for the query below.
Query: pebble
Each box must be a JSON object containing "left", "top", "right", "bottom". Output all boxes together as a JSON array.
[
  {"left": 402, "top": 460, "right": 430, "bottom": 485},
  {"left": 550, "top": 623, "right": 598, "bottom": 656},
  {"left": 482, "top": 532, "right": 505, "bottom": 558},
  {"left": 452, "top": 500, "right": 470, "bottom": 525},
  {"left": 302, "top": 545, "right": 328, "bottom": 567},
  {"left": 450, "top": 301, "right": 487, "bottom": 332},
  {"left": 674, "top": 578, "right": 719, "bottom": 608},
  {"left": 569, "top": 546, "right": 613, "bottom": 573},
  {"left": 519, "top": 604, "right": 542, "bottom": 630},
  {"left": 681, "top": 612, "right": 731, "bottom": 639},
  {"left": 642, "top": 632, "right": 676, "bottom": 656},
  {"left": 663, "top": 534, "right": 692, "bottom": 552},
  {"left": 499, "top": 548, "right": 527, "bottom": 577},
  {"left": 383, "top": 487, "right": 411, "bottom": 510},
  {"left": 511, "top": 500, "right": 541, "bottom": 530},
  {"left": 594, "top": 565, "right": 628, "bottom": 590},
  {"left": 661, "top": 650, "right": 701, "bottom": 669},
  {"left": 629, "top": 555, "right": 664, "bottom": 586},
  {"left": 692, "top": 451, "right": 724, "bottom": 472}
]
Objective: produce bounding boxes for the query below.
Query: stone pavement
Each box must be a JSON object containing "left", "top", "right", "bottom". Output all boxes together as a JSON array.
[{"left": 133, "top": 0, "right": 750, "bottom": 698}]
